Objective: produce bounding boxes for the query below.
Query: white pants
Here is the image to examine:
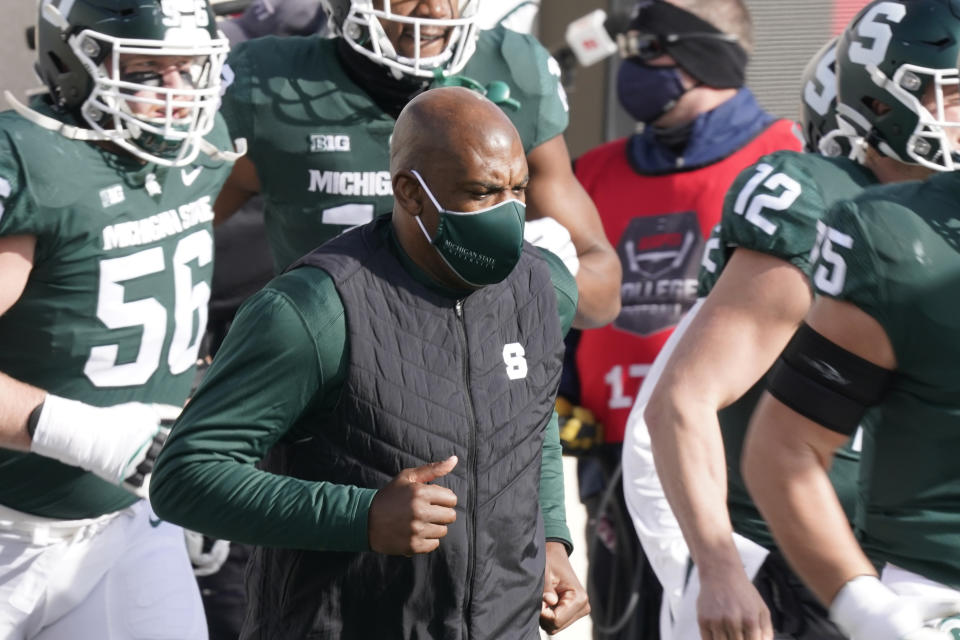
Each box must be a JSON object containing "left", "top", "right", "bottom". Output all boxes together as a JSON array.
[
  {"left": 622, "top": 298, "right": 706, "bottom": 640},
  {"left": 0, "top": 501, "right": 207, "bottom": 640}
]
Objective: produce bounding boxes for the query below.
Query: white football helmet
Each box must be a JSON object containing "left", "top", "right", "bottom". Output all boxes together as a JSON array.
[
  {"left": 323, "top": 0, "right": 481, "bottom": 79},
  {"left": 26, "top": 0, "right": 231, "bottom": 167}
]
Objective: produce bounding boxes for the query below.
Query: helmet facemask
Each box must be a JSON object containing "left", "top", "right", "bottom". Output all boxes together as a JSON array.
[
  {"left": 877, "top": 63, "right": 960, "bottom": 171},
  {"left": 338, "top": 0, "right": 480, "bottom": 79},
  {"left": 72, "top": 27, "right": 228, "bottom": 167},
  {"left": 835, "top": 0, "right": 960, "bottom": 173}
]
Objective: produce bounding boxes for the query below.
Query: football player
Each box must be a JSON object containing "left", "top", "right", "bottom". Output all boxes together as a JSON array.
[
  {"left": 212, "top": 0, "right": 621, "bottom": 329},
  {"left": 629, "top": 0, "right": 960, "bottom": 637},
  {"left": 0, "top": 1, "right": 237, "bottom": 638},
  {"left": 743, "top": 0, "right": 960, "bottom": 637}
]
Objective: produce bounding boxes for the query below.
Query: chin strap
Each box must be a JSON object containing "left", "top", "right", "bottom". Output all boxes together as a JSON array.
[
  {"left": 6, "top": 89, "right": 246, "bottom": 164},
  {"left": 200, "top": 136, "right": 247, "bottom": 163},
  {"left": 4, "top": 90, "right": 113, "bottom": 142}
]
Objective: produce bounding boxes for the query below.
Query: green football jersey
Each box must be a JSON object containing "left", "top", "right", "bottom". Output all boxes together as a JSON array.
[
  {"left": 220, "top": 27, "right": 569, "bottom": 272},
  {"left": 812, "top": 171, "right": 960, "bottom": 588},
  {"left": 0, "top": 104, "right": 233, "bottom": 519},
  {"left": 697, "top": 151, "right": 877, "bottom": 547}
]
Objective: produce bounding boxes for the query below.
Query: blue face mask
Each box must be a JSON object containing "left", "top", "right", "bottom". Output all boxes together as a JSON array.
[
  {"left": 411, "top": 169, "right": 526, "bottom": 287},
  {"left": 616, "top": 58, "right": 687, "bottom": 124}
]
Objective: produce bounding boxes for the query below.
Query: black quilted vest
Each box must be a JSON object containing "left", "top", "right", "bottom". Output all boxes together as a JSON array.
[{"left": 243, "top": 218, "right": 565, "bottom": 640}]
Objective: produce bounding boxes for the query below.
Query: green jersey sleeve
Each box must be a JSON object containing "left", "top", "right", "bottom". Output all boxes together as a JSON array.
[
  {"left": 218, "top": 42, "right": 257, "bottom": 145},
  {"left": 502, "top": 29, "right": 569, "bottom": 151},
  {"left": 719, "top": 152, "right": 827, "bottom": 276},
  {"left": 536, "top": 247, "right": 579, "bottom": 548},
  {"left": 810, "top": 182, "right": 926, "bottom": 357},
  {"left": 151, "top": 268, "right": 376, "bottom": 551},
  {"left": 540, "top": 246, "right": 578, "bottom": 336},
  {"left": 696, "top": 223, "right": 723, "bottom": 297},
  {"left": 697, "top": 152, "right": 877, "bottom": 298},
  {"left": 0, "top": 119, "right": 49, "bottom": 237},
  {"left": 461, "top": 28, "right": 569, "bottom": 154}
]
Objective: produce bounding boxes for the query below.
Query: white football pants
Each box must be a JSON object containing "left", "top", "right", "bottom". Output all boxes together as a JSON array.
[{"left": 0, "top": 500, "right": 206, "bottom": 640}]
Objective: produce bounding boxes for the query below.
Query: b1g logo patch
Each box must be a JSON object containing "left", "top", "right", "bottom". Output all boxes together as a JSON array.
[
  {"left": 613, "top": 212, "right": 703, "bottom": 336},
  {"left": 310, "top": 134, "right": 351, "bottom": 153}
]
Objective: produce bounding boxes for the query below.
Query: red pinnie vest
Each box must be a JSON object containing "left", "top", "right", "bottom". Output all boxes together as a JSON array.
[{"left": 575, "top": 120, "right": 801, "bottom": 443}]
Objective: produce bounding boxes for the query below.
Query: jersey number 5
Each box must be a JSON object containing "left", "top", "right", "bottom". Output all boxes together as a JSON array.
[
  {"left": 809, "top": 220, "right": 854, "bottom": 296},
  {"left": 84, "top": 230, "right": 212, "bottom": 387}
]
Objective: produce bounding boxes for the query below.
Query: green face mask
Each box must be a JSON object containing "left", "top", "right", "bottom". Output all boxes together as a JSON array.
[{"left": 411, "top": 169, "right": 526, "bottom": 287}]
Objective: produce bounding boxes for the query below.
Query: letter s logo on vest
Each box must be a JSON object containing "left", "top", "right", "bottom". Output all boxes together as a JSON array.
[{"left": 503, "top": 343, "right": 528, "bottom": 380}]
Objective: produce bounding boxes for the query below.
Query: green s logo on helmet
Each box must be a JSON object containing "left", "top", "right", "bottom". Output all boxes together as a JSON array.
[{"left": 834, "top": 0, "right": 960, "bottom": 172}]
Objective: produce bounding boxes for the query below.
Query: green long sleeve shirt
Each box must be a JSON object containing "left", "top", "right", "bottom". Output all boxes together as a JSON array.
[{"left": 151, "top": 224, "right": 577, "bottom": 552}]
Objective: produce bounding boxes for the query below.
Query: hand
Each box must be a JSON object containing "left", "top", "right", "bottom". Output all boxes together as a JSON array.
[
  {"left": 524, "top": 217, "right": 580, "bottom": 276},
  {"left": 540, "top": 540, "right": 590, "bottom": 634},
  {"left": 29, "top": 395, "right": 179, "bottom": 499},
  {"left": 830, "top": 575, "right": 960, "bottom": 640},
  {"left": 184, "top": 529, "right": 231, "bottom": 577},
  {"left": 696, "top": 568, "right": 773, "bottom": 640},
  {"left": 368, "top": 456, "right": 458, "bottom": 556}
]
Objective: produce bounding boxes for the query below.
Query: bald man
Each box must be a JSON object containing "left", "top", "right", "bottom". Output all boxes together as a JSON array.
[{"left": 151, "top": 87, "right": 589, "bottom": 640}]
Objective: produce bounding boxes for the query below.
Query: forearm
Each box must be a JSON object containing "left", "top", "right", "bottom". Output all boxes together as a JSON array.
[
  {"left": 151, "top": 454, "right": 376, "bottom": 550},
  {"left": 213, "top": 155, "right": 260, "bottom": 225},
  {"left": 646, "top": 394, "right": 742, "bottom": 577},
  {"left": 539, "top": 411, "right": 572, "bottom": 547},
  {"left": 0, "top": 372, "right": 44, "bottom": 451},
  {"left": 572, "top": 243, "right": 622, "bottom": 329},
  {"left": 525, "top": 136, "right": 621, "bottom": 329},
  {"left": 743, "top": 398, "right": 875, "bottom": 606}
]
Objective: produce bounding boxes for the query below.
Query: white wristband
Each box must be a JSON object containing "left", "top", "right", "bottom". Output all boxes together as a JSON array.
[{"left": 30, "top": 394, "right": 178, "bottom": 497}]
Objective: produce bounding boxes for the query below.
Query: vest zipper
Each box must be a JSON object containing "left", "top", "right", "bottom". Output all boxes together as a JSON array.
[{"left": 455, "top": 299, "right": 478, "bottom": 638}]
